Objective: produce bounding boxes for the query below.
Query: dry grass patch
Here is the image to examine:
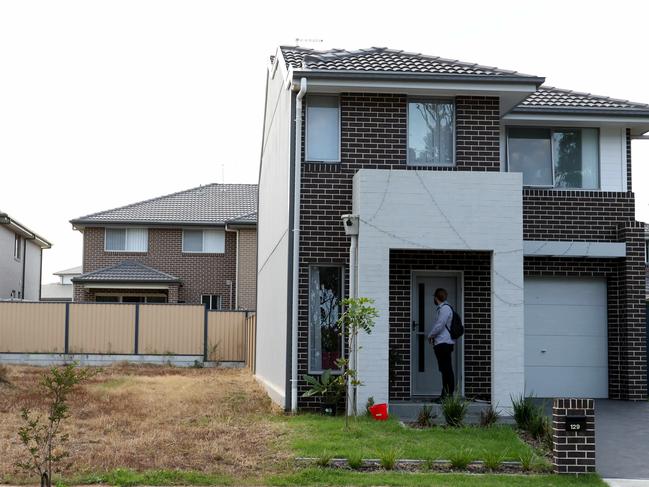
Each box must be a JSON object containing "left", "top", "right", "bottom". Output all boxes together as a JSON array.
[{"left": 0, "top": 364, "right": 289, "bottom": 482}]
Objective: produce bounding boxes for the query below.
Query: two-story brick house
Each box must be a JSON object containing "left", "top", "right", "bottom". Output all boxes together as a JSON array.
[
  {"left": 255, "top": 46, "right": 648, "bottom": 413},
  {"left": 71, "top": 183, "right": 257, "bottom": 309}
]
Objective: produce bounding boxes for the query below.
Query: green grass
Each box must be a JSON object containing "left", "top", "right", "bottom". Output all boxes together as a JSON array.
[
  {"left": 287, "top": 415, "right": 534, "bottom": 461},
  {"left": 66, "top": 469, "right": 233, "bottom": 486},
  {"left": 267, "top": 468, "right": 607, "bottom": 486}
]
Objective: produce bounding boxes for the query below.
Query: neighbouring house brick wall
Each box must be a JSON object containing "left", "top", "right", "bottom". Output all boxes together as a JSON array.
[
  {"left": 75, "top": 227, "right": 238, "bottom": 307},
  {"left": 236, "top": 228, "right": 257, "bottom": 310},
  {"left": 75, "top": 285, "right": 180, "bottom": 302},
  {"left": 389, "top": 250, "right": 492, "bottom": 401}
]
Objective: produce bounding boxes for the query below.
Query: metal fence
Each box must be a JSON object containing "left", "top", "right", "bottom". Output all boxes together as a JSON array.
[{"left": 0, "top": 301, "right": 255, "bottom": 364}]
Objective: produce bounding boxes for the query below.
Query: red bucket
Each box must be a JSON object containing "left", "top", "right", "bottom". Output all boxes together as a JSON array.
[{"left": 369, "top": 403, "right": 388, "bottom": 421}]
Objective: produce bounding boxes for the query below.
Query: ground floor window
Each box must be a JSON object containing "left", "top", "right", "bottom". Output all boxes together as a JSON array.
[
  {"left": 202, "top": 294, "right": 222, "bottom": 310},
  {"left": 308, "top": 266, "right": 343, "bottom": 373},
  {"left": 95, "top": 294, "right": 167, "bottom": 303}
]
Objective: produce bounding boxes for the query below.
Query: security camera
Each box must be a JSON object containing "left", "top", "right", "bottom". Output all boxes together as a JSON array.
[{"left": 341, "top": 214, "right": 359, "bottom": 236}]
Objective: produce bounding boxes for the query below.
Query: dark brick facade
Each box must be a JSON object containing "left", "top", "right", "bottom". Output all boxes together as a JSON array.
[
  {"left": 552, "top": 398, "right": 596, "bottom": 474},
  {"left": 295, "top": 92, "right": 646, "bottom": 408},
  {"left": 75, "top": 227, "right": 238, "bottom": 307}
]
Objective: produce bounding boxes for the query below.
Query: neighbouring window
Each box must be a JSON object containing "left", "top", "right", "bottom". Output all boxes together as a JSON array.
[
  {"left": 14, "top": 234, "right": 22, "bottom": 260},
  {"left": 96, "top": 295, "right": 167, "bottom": 303},
  {"left": 306, "top": 95, "right": 340, "bottom": 162},
  {"left": 95, "top": 295, "right": 120, "bottom": 302},
  {"left": 308, "top": 266, "right": 343, "bottom": 373},
  {"left": 105, "top": 228, "right": 148, "bottom": 252},
  {"left": 182, "top": 229, "right": 225, "bottom": 253},
  {"left": 408, "top": 100, "right": 455, "bottom": 165},
  {"left": 507, "top": 127, "right": 599, "bottom": 188},
  {"left": 202, "top": 294, "right": 222, "bottom": 310}
]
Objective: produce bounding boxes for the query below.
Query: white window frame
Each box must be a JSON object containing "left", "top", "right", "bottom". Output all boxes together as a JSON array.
[
  {"left": 201, "top": 294, "right": 222, "bottom": 310},
  {"left": 104, "top": 227, "right": 148, "bottom": 252},
  {"left": 407, "top": 98, "right": 456, "bottom": 166},
  {"left": 506, "top": 126, "right": 601, "bottom": 190},
  {"left": 305, "top": 94, "right": 341, "bottom": 163},
  {"left": 13, "top": 233, "right": 22, "bottom": 261},
  {"left": 182, "top": 229, "right": 225, "bottom": 254}
]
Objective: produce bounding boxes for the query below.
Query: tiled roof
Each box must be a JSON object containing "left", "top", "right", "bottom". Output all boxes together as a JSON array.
[
  {"left": 227, "top": 211, "right": 257, "bottom": 224},
  {"left": 279, "top": 46, "right": 540, "bottom": 79},
  {"left": 73, "top": 261, "right": 180, "bottom": 283},
  {"left": 514, "top": 87, "right": 649, "bottom": 114},
  {"left": 71, "top": 183, "right": 257, "bottom": 226}
]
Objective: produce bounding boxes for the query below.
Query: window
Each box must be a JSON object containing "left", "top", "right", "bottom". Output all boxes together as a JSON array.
[
  {"left": 507, "top": 127, "right": 599, "bottom": 189},
  {"left": 408, "top": 100, "right": 455, "bottom": 165},
  {"left": 95, "top": 296, "right": 120, "bottom": 303},
  {"left": 96, "top": 295, "right": 166, "bottom": 303},
  {"left": 306, "top": 95, "right": 340, "bottom": 162},
  {"left": 308, "top": 266, "right": 343, "bottom": 373},
  {"left": 14, "top": 234, "right": 22, "bottom": 260},
  {"left": 202, "top": 294, "right": 222, "bottom": 310},
  {"left": 105, "top": 228, "right": 148, "bottom": 252},
  {"left": 182, "top": 229, "right": 225, "bottom": 253}
]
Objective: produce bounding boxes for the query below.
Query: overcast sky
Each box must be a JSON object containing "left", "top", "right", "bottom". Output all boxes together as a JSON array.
[{"left": 1, "top": 0, "right": 647, "bottom": 282}]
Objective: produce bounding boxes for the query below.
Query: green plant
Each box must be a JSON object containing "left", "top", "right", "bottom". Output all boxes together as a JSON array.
[
  {"left": 416, "top": 405, "right": 436, "bottom": 428},
  {"left": 315, "top": 451, "right": 332, "bottom": 467},
  {"left": 346, "top": 451, "right": 363, "bottom": 470},
  {"left": 483, "top": 449, "right": 506, "bottom": 471},
  {"left": 518, "top": 450, "right": 535, "bottom": 472},
  {"left": 16, "top": 363, "right": 96, "bottom": 487},
  {"left": 379, "top": 448, "right": 399, "bottom": 470},
  {"left": 0, "top": 364, "right": 9, "bottom": 384},
  {"left": 511, "top": 394, "right": 536, "bottom": 430},
  {"left": 527, "top": 413, "right": 550, "bottom": 441},
  {"left": 441, "top": 391, "right": 469, "bottom": 427},
  {"left": 302, "top": 370, "right": 345, "bottom": 406},
  {"left": 365, "top": 396, "right": 375, "bottom": 417},
  {"left": 191, "top": 360, "right": 204, "bottom": 369},
  {"left": 448, "top": 447, "right": 473, "bottom": 470},
  {"left": 480, "top": 404, "right": 500, "bottom": 427}
]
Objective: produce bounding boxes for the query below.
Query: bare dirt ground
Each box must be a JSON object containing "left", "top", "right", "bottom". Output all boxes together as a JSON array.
[{"left": 0, "top": 364, "right": 289, "bottom": 482}]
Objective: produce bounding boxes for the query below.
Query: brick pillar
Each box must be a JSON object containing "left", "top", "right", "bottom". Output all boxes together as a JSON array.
[
  {"left": 552, "top": 398, "right": 595, "bottom": 474},
  {"left": 168, "top": 284, "right": 179, "bottom": 303}
]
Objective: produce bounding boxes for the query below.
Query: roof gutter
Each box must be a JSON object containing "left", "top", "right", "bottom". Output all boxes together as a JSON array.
[
  {"left": 0, "top": 213, "right": 52, "bottom": 249},
  {"left": 290, "top": 77, "right": 307, "bottom": 414}
]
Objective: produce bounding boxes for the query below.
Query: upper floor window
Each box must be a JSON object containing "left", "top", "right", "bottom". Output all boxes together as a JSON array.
[
  {"left": 105, "top": 228, "right": 148, "bottom": 252},
  {"left": 408, "top": 100, "right": 455, "bottom": 165},
  {"left": 306, "top": 95, "right": 340, "bottom": 162},
  {"left": 182, "top": 229, "right": 225, "bottom": 253},
  {"left": 14, "top": 234, "right": 22, "bottom": 260},
  {"left": 507, "top": 127, "right": 599, "bottom": 189}
]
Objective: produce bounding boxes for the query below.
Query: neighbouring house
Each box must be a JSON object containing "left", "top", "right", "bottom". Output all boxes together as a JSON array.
[
  {"left": 255, "top": 46, "right": 648, "bottom": 413},
  {"left": 0, "top": 211, "right": 51, "bottom": 300},
  {"left": 40, "top": 265, "right": 82, "bottom": 301},
  {"left": 70, "top": 184, "right": 257, "bottom": 309}
]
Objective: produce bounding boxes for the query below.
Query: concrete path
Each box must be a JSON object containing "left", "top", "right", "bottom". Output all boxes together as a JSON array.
[
  {"left": 604, "top": 480, "right": 649, "bottom": 487},
  {"left": 597, "top": 400, "right": 649, "bottom": 480}
]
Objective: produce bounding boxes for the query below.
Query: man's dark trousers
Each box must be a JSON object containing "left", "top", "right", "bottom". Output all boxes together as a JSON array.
[{"left": 433, "top": 343, "right": 455, "bottom": 397}]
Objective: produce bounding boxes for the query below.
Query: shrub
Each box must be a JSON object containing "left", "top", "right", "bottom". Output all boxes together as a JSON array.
[
  {"left": 416, "top": 405, "right": 436, "bottom": 428},
  {"left": 365, "top": 396, "right": 375, "bottom": 417},
  {"left": 483, "top": 450, "right": 506, "bottom": 471},
  {"left": 315, "top": 451, "right": 332, "bottom": 467},
  {"left": 479, "top": 404, "right": 500, "bottom": 427},
  {"left": 528, "top": 413, "right": 550, "bottom": 441},
  {"left": 449, "top": 447, "right": 473, "bottom": 470},
  {"left": 347, "top": 451, "right": 363, "bottom": 470},
  {"left": 519, "top": 450, "right": 535, "bottom": 472},
  {"left": 0, "top": 364, "right": 9, "bottom": 384},
  {"left": 379, "top": 448, "right": 399, "bottom": 470},
  {"left": 441, "top": 392, "right": 469, "bottom": 427},
  {"left": 511, "top": 394, "right": 536, "bottom": 429}
]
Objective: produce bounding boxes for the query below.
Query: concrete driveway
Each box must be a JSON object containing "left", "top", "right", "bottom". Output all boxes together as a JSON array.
[{"left": 597, "top": 400, "right": 649, "bottom": 480}]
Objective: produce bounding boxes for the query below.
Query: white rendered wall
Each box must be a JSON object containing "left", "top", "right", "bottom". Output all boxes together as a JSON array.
[
  {"left": 352, "top": 170, "right": 524, "bottom": 412},
  {"left": 0, "top": 226, "right": 24, "bottom": 299},
  {"left": 599, "top": 126, "right": 627, "bottom": 192}
]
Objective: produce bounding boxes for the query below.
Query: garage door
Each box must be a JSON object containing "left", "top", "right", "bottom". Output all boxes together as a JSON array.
[{"left": 524, "top": 277, "right": 608, "bottom": 398}]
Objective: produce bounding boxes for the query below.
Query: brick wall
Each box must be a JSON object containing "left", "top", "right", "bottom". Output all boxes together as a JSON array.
[
  {"left": 389, "top": 250, "right": 492, "bottom": 400},
  {"left": 236, "top": 228, "right": 257, "bottom": 310},
  {"left": 75, "top": 227, "right": 238, "bottom": 307},
  {"left": 552, "top": 398, "right": 596, "bottom": 474}
]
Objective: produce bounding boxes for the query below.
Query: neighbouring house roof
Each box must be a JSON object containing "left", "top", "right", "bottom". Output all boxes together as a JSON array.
[
  {"left": 280, "top": 46, "right": 543, "bottom": 82},
  {"left": 226, "top": 211, "right": 257, "bottom": 225},
  {"left": 70, "top": 183, "right": 257, "bottom": 227},
  {"left": 0, "top": 211, "right": 51, "bottom": 248},
  {"left": 54, "top": 265, "right": 82, "bottom": 276},
  {"left": 72, "top": 261, "right": 180, "bottom": 284}
]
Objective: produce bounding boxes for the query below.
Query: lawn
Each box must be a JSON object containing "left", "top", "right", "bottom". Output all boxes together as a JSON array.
[{"left": 0, "top": 364, "right": 605, "bottom": 487}]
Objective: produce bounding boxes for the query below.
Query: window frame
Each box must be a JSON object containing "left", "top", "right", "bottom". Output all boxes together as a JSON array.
[
  {"left": 201, "top": 294, "right": 222, "bottom": 310},
  {"left": 307, "top": 264, "right": 345, "bottom": 375},
  {"left": 406, "top": 98, "right": 456, "bottom": 166},
  {"left": 305, "top": 94, "right": 341, "bottom": 163},
  {"left": 505, "top": 126, "right": 601, "bottom": 190},
  {"left": 104, "top": 227, "right": 148, "bottom": 253},
  {"left": 13, "top": 233, "right": 22, "bottom": 261},
  {"left": 182, "top": 229, "right": 225, "bottom": 254}
]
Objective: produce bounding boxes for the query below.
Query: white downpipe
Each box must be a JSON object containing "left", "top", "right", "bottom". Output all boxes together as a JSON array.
[
  {"left": 291, "top": 77, "right": 307, "bottom": 413},
  {"left": 349, "top": 234, "right": 358, "bottom": 415}
]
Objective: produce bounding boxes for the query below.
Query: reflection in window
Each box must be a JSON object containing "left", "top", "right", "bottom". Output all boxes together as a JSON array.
[
  {"left": 408, "top": 101, "right": 454, "bottom": 165},
  {"left": 309, "top": 266, "right": 343, "bottom": 372}
]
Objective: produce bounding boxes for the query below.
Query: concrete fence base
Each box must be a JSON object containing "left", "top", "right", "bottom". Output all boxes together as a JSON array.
[{"left": 0, "top": 353, "right": 245, "bottom": 368}]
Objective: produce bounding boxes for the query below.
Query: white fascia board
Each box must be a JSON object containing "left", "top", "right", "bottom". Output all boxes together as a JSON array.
[
  {"left": 523, "top": 240, "right": 626, "bottom": 258},
  {"left": 82, "top": 283, "right": 171, "bottom": 290},
  {"left": 504, "top": 113, "right": 649, "bottom": 134}
]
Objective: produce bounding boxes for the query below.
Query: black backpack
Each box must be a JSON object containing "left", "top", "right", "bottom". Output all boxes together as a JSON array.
[{"left": 443, "top": 304, "right": 464, "bottom": 340}]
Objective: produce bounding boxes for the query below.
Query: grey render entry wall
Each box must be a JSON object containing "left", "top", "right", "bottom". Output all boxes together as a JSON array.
[{"left": 352, "top": 169, "right": 524, "bottom": 412}]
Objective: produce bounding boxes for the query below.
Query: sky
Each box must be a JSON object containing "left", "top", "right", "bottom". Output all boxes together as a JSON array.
[{"left": 1, "top": 0, "right": 647, "bottom": 282}]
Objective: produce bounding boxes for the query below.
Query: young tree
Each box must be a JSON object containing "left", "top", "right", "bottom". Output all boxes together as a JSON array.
[{"left": 17, "top": 363, "right": 96, "bottom": 487}]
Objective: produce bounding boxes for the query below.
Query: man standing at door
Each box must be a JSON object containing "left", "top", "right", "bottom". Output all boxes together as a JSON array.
[{"left": 427, "top": 288, "right": 455, "bottom": 399}]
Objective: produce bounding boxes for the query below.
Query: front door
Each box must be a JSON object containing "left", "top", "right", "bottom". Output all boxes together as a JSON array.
[{"left": 411, "top": 273, "right": 461, "bottom": 397}]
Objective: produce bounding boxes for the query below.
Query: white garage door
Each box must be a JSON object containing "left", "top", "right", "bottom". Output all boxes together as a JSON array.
[{"left": 524, "top": 277, "right": 608, "bottom": 398}]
